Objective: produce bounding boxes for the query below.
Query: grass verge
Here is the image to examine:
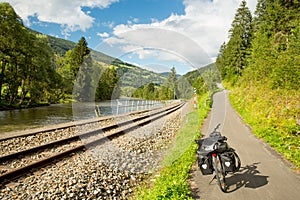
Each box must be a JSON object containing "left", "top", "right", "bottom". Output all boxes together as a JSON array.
[
  {"left": 133, "top": 93, "right": 211, "bottom": 200},
  {"left": 228, "top": 86, "right": 300, "bottom": 169}
]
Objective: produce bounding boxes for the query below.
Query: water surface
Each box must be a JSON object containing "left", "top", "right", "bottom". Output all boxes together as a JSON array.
[{"left": 0, "top": 99, "right": 162, "bottom": 133}]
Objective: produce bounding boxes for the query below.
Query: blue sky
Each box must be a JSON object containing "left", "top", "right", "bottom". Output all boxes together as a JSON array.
[
  {"left": 27, "top": 0, "right": 186, "bottom": 48},
  {"left": 2, "top": 0, "right": 257, "bottom": 74}
]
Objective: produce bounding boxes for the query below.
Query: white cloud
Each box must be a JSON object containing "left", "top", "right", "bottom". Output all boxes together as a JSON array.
[
  {"left": 102, "top": 21, "right": 115, "bottom": 29},
  {"left": 99, "top": 28, "right": 212, "bottom": 70},
  {"left": 97, "top": 32, "right": 109, "bottom": 38},
  {"left": 4, "top": 0, "right": 258, "bottom": 68},
  {"left": 2, "top": 0, "right": 119, "bottom": 36},
  {"left": 109, "top": 0, "right": 257, "bottom": 62}
]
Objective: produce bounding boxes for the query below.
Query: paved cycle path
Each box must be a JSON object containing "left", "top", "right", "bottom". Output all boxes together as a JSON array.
[{"left": 189, "top": 90, "right": 300, "bottom": 200}]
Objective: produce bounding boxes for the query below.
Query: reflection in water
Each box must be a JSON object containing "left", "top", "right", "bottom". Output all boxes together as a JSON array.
[
  {"left": 0, "top": 99, "right": 163, "bottom": 133},
  {"left": 0, "top": 102, "right": 112, "bottom": 133}
]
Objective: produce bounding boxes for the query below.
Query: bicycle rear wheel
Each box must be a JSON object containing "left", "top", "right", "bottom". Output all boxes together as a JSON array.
[
  {"left": 233, "top": 151, "right": 241, "bottom": 172},
  {"left": 212, "top": 154, "right": 227, "bottom": 192}
]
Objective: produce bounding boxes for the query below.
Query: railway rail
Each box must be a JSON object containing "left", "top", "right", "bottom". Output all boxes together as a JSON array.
[
  {"left": 0, "top": 104, "right": 164, "bottom": 142},
  {"left": 0, "top": 102, "right": 184, "bottom": 185}
]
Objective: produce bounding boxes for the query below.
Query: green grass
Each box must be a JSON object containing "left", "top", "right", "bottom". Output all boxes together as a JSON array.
[
  {"left": 228, "top": 88, "right": 300, "bottom": 169},
  {"left": 133, "top": 93, "right": 211, "bottom": 200}
]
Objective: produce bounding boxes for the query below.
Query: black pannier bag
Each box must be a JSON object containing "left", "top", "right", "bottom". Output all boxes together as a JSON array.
[
  {"left": 196, "top": 134, "right": 230, "bottom": 175},
  {"left": 215, "top": 140, "right": 228, "bottom": 152},
  {"left": 219, "top": 151, "right": 236, "bottom": 173},
  {"left": 197, "top": 151, "right": 213, "bottom": 175},
  {"left": 201, "top": 132, "right": 229, "bottom": 152},
  {"left": 196, "top": 138, "right": 216, "bottom": 175}
]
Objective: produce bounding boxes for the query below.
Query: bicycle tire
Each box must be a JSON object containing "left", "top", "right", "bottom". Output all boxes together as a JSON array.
[
  {"left": 212, "top": 155, "right": 227, "bottom": 192},
  {"left": 233, "top": 151, "right": 241, "bottom": 172}
]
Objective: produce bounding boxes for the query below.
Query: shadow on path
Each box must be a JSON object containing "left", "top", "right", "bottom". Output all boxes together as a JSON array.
[{"left": 225, "top": 162, "right": 269, "bottom": 193}]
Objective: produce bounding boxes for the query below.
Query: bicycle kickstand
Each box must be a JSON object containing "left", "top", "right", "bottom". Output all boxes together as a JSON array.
[{"left": 209, "top": 175, "right": 216, "bottom": 185}]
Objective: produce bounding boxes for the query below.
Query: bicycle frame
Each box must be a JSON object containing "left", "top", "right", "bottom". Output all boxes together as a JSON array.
[
  {"left": 196, "top": 124, "right": 241, "bottom": 193},
  {"left": 208, "top": 148, "right": 241, "bottom": 192}
]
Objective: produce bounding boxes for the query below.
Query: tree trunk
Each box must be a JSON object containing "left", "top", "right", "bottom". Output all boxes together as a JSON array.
[
  {"left": 0, "top": 62, "right": 6, "bottom": 101},
  {"left": 18, "top": 79, "right": 29, "bottom": 106}
]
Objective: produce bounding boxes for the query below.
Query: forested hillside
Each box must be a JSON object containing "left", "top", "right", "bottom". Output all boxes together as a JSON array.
[
  {"left": 215, "top": 0, "right": 299, "bottom": 168},
  {"left": 0, "top": 3, "right": 170, "bottom": 108},
  {"left": 33, "top": 30, "right": 167, "bottom": 92},
  {"left": 183, "top": 63, "right": 220, "bottom": 93}
]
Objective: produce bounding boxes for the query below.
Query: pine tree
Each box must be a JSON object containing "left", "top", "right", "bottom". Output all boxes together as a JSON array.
[
  {"left": 167, "top": 67, "right": 177, "bottom": 99},
  {"left": 215, "top": 42, "right": 226, "bottom": 79},
  {"left": 96, "top": 66, "right": 120, "bottom": 100},
  {"left": 73, "top": 54, "right": 94, "bottom": 102},
  {"left": 245, "top": 0, "right": 300, "bottom": 90},
  {"left": 220, "top": 0, "right": 253, "bottom": 84},
  {"left": 69, "top": 37, "right": 90, "bottom": 79}
]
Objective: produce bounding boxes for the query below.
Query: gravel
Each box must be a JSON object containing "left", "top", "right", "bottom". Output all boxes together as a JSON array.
[
  {"left": 0, "top": 104, "right": 188, "bottom": 199},
  {"left": 0, "top": 119, "right": 113, "bottom": 157}
]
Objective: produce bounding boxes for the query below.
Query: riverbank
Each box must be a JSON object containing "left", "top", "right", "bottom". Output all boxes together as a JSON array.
[
  {"left": 0, "top": 102, "right": 50, "bottom": 111},
  {"left": 0, "top": 101, "right": 184, "bottom": 199},
  {"left": 0, "top": 99, "right": 172, "bottom": 133}
]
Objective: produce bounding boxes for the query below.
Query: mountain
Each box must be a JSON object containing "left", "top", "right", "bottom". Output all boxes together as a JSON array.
[
  {"left": 115, "top": 62, "right": 167, "bottom": 88},
  {"left": 46, "top": 34, "right": 76, "bottom": 55},
  {"left": 159, "top": 72, "right": 181, "bottom": 79},
  {"left": 40, "top": 31, "right": 167, "bottom": 89},
  {"left": 46, "top": 34, "right": 120, "bottom": 64},
  {"left": 183, "top": 63, "right": 216, "bottom": 84},
  {"left": 42, "top": 32, "right": 220, "bottom": 92}
]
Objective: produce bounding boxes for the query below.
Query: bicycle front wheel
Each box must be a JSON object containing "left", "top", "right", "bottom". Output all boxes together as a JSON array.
[{"left": 212, "top": 154, "right": 227, "bottom": 192}]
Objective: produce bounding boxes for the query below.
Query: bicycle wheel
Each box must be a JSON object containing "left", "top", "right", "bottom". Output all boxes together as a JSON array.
[
  {"left": 212, "top": 154, "right": 227, "bottom": 192},
  {"left": 232, "top": 151, "right": 241, "bottom": 172}
]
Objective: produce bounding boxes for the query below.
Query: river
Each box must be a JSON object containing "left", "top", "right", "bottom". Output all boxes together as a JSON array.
[{"left": 0, "top": 99, "right": 164, "bottom": 133}]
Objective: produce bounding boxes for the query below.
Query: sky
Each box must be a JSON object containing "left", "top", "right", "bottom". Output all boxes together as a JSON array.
[{"left": 1, "top": 0, "right": 257, "bottom": 75}]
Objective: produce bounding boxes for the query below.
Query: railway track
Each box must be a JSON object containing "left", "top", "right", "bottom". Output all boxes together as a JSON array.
[
  {"left": 0, "top": 102, "right": 184, "bottom": 184},
  {"left": 0, "top": 104, "right": 163, "bottom": 142},
  {"left": 0, "top": 103, "right": 171, "bottom": 157}
]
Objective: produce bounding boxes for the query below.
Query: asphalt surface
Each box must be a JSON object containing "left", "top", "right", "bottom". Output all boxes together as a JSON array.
[{"left": 189, "top": 90, "right": 300, "bottom": 200}]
